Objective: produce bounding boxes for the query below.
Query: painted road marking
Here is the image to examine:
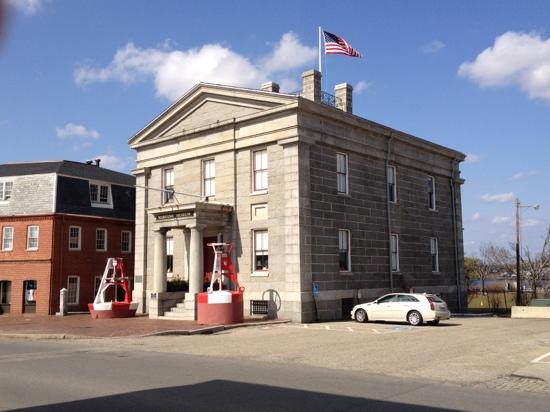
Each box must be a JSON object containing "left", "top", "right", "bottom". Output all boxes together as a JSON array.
[
  {"left": 278, "top": 324, "right": 423, "bottom": 335},
  {"left": 531, "top": 351, "right": 550, "bottom": 364}
]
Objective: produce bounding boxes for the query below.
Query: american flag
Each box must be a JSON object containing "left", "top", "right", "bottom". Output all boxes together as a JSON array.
[{"left": 323, "top": 30, "right": 363, "bottom": 58}]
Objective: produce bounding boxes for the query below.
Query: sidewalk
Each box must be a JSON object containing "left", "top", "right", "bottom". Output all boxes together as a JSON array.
[{"left": 0, "top": 314, "right": 288, "bottom": 339}]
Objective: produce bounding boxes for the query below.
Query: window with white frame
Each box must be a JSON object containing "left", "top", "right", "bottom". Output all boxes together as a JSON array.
[
  {"left": 166, "top": 237, "right": 174, "bottom": 273},
  {"left": 27, "top": 225, "right": 39, "bottom": 250},
  {"left": 67, "top": 276, "right": 80, "bottom": 304},
  {"left": 0, "top": 181, "right": 13, "bottom": 201},
  {"left": 253, "top": 149, "right": 268, "bottom": 192},
  {"left": 430, "top": 237, "right": 439, "bottom": 272},
  {"left": 2, "top": 227, "right": 14, "bottom": 251},
  {"left": 121, "top": 230, "right": 132, "bottom": 253},
  {"left": 202, "top": 159, "right": 215, "bottom": 198},
  {"left": 96, "top": 228, "right": 107, "bottom": 251},
  {"left": 163, "top": 168, "right": 175, "bottom": 203},
  {"left": 253, "top": 230, "right": 269, "bottom": 272},
  {"left": 336, "top": 153, "right": 348, "bottom": 194},
  {"left": 89, "top": 182, "right": 111, "bottom": 206},
  {"left": 428, "top": 175, "right": 436, "bottom": 210},
  {"left": 387, "top": 166, "right": 397, "bottom": 203},
  {"left": 338, "top": 229, "right": 351, "bottom": 272},
  {"left": 69, "top": 226, "right": 81, "bottom": 250},
  {"left": 390, "top": 233, "right": 399, "bottom": 272}
]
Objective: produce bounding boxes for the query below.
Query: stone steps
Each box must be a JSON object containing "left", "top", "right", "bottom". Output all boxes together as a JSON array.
[
  {"left": 163, "top": 293, "right": 196, "bottom": 320},
  {"left": 162, "top": 311, "right": 196, "bottom": 320}
]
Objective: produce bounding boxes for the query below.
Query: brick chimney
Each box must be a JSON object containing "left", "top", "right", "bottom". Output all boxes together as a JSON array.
[
  {"left": 334, "top": 83, "right": 353, "bottom": 113},
  {"left": 261, "top": 81, "right": 280, "bottom": 93},
  {"left": 301, "top": 69, "right": 321, "bottom": 103}
]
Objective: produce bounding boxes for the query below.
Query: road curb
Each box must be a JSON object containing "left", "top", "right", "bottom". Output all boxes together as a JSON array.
[{"left": 140, "top": 319, "right": 291, "bottom": 337}]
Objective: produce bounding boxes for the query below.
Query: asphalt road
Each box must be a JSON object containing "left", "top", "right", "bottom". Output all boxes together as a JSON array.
[{"left": 1, "top": 335, "right": 550, "bottom": 412}]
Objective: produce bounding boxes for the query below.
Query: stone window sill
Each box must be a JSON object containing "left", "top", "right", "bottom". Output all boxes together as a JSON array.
[{"left": 251, "top": 271, "right": 269, "bottom": 277}]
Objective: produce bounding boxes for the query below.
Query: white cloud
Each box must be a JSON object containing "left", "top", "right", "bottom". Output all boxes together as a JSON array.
[
  {"left": 523, "top": 219, "right": 543, "bottom": 228},
  {"left": 7, "top": 0, "right": 43, "bottom": 15},
  {"left": 75, "top": 32, "right": 317, "bottom": 101},
  {"left": 354, "top": 80, "right": 371, "bottom": 95},
  {"left": 94, "top": 154, "right": 129, "bottom": 171},
  {"left": 260, "top": 32, "right": 317, "bottom": 73},
  {"left": 458, "top": 32, "right": 550, "bottom": 102},
  {"left": 492, "top": 216, "right": 512, "bottom": 224},
  {"left": 481, "top": 192, "right": 515, "bottom": 202},
  {"left": 421, "top": 40, "right": 446, "bottom": 54},
  {"left": 471, "top": 212, "right": 481, "bottom": 221},
  {"left": 511, "top": 169, "right": 538, "bottom": 180},
  {"left": 464, "top": 153, "right": 480, "bottom": 164},
  {"left": 56, "top": 123, "right": 100, "bottom": 139}
]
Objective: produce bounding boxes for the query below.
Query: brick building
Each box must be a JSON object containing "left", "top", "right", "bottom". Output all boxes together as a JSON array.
[
  {"left": 0, "top": 160, "right": 135, "bottom": 315},
  {"left": 129, "top": 70, "right": 466, "bottom": 322}
]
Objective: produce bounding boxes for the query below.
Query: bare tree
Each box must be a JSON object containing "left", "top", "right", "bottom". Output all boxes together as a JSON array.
[
  {"left": 473, "top": 243, "right": 511, "bottom": 294},
  {"left": 522, "top": 226, "right": 550, "bottom": 299}
]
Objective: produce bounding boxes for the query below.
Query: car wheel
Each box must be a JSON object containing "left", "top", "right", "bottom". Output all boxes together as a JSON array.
[
  {"left": 407, "top": 310, "right": 423, "bottom": 326},
  {"left": 427, "top": 320, "right": 440, "bottom": 326},
  {"left": 355, "top": 309, "right": 368, "bottom": 323}
]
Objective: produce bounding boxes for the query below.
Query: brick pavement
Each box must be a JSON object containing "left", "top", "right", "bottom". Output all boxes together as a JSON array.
[{"left": 0, "top": 314, "right": 277, "bottom": 338}]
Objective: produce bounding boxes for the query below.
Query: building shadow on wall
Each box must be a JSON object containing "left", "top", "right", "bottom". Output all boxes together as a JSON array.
[{"left": 17, "top": 380, "right": 457, "bottom": 412}]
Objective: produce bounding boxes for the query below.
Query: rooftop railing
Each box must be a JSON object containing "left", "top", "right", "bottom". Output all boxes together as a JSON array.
[{"left": 290, "top": 90, "right": 342, "bottom": 108}]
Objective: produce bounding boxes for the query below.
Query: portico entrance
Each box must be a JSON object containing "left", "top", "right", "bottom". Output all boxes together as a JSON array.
[{"left": 147, "top": 201, "right": 233, "bottom": 319}]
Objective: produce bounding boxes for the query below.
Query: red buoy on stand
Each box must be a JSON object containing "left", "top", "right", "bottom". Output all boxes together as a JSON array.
[
  {"left": 88, "top": 257, "right": 138, "bottom": 318},
  {"left": 197, "top": 243, "right": 244, "bottom": 325}
]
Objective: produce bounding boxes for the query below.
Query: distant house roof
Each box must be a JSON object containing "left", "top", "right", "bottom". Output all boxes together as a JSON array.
[{"left": 0, "top": 160, "right": 135, "bottom": 186}]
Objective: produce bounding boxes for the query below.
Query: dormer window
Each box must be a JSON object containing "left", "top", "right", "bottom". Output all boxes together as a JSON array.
[
  {"left": 89, "top": 181, "right": 112, "bottom": 208},
  {"left": 0, "top": 181, "right": 13, "bottom": 201}
]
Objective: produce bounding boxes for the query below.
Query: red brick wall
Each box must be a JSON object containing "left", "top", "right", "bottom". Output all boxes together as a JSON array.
[
  {"left": 0, "top": 214, "right": 134, "bottom": 316},
  {"left": 50, "top": 215, "right": 135, "bottom": 313},
  {"left": 0, "top": 215, "right": 54, "bottom": 315}
]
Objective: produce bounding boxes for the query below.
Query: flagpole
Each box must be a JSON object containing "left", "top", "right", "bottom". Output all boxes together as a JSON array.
[{"left": 318, "top": 26, "right": 322, "bottom": 74}]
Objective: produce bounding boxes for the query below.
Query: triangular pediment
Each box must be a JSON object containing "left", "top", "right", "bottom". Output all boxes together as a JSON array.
[{"left": 129, "top": 83, "right": 297, "bottom": 146}]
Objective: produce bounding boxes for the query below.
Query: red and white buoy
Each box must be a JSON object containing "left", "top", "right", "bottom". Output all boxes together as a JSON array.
[
  {"left": 88, "top": 257, "right": 138, "bottom": 319},
  {"left": 197, "top": 243, "right": 244, "bottom": 325}
]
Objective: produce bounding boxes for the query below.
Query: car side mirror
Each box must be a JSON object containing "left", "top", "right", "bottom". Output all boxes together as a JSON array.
[{"left": 374, "top": 300, "right": 378, "bottom": 304}]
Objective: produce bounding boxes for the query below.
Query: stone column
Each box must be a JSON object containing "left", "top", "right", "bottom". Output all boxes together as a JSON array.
[
  {"left": 153, "top": 228, "right": 167, "bottom": 293},
  {"left": 181, "top": 228, "right": 190, "bottom": 282},
  {"left": 188, "top": 225, "right": 204, "bottom": 295}
]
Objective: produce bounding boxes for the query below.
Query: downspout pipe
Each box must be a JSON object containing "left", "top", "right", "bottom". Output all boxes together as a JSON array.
[
  {"left": 450, "top": 158, "right": 462, "bottom": 312},
  {"left": 386, "top": 133, "right": 395, "bottom": 292}
]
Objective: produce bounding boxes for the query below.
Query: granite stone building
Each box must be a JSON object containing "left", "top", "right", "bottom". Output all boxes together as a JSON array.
[
  {"left": 0, "top": 160, "right": 135, "bottom": 315},
  {"left": 129, "top": 70, "right": 466, "bottom": 322}
]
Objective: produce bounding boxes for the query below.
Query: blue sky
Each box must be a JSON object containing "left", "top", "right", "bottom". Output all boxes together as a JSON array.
[{"left": 1, "top": 0, "right": 549, "bottom": 256}]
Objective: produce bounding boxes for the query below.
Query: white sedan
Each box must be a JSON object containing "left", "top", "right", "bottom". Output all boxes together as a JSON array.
[{"left": 350, "top": 293, "right": 451, "bottom": 326}]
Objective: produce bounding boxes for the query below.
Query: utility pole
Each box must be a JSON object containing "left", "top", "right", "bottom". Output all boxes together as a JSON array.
[
  {"left": 515, "top": 198, "right": 521, "bottom": 306},
  {"left": 515, "top": 198, "right": 541, "bottom": 306}
]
